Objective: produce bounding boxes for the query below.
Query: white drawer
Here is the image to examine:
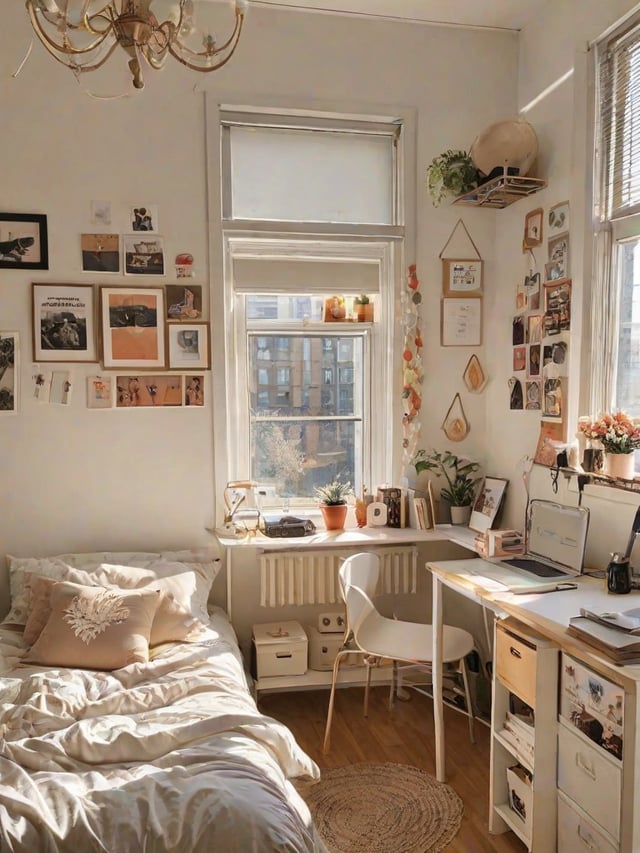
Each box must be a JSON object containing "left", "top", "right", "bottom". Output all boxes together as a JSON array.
[
  {"left": 560, "top": 653, "right": 624, "bottom": 762},
  {"left": 558, "top": 718, "right": 621, "bottom": 841},
  {"left": 558, "top": 790, "right": 618, "bottom": 853}
]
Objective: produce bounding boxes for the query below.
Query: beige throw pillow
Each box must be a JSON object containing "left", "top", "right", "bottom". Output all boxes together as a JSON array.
[{"left": 24, "top": 581, "right": 160, "bottom": 670}]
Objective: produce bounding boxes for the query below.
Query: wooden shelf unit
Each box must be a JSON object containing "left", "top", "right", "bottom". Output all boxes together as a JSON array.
[{"left": 453, "top": 174, "right": 547, "bottom": 208}]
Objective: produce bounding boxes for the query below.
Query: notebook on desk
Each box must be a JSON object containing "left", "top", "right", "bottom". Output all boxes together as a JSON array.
[{"left": 460, "top": 500, "right": 590, "bottom": 594}]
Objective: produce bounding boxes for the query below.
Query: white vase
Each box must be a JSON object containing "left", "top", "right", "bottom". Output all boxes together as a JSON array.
[
  {"left": 603, "top": 452, "right": 636, "bottom": 480},
  {"left": 450, "top": 505, "right": 472, "bottom": 525}
]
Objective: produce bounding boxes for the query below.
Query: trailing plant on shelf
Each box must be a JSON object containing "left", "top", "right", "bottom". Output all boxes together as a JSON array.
[
  {"left": 425, "top": 149, "right": 481, "bottom": 207},
  {"left": 413, "top": 449, "right": 481, "bottom": 507}
]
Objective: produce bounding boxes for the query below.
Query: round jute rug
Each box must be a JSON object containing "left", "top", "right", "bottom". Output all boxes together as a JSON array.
[{"left": 300, "top": 762, "right": 463, "bottom": 853}]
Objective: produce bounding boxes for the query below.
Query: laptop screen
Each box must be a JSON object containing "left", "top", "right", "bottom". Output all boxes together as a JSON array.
[{"left": 526, "top": 499, "right": 590, "bottom": 575}]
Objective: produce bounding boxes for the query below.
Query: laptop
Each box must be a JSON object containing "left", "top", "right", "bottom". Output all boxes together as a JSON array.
[{"left": 455, "top": 499, "right": 590, "bottom": 594}]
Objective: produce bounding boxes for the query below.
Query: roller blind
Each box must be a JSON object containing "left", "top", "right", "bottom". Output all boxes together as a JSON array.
[
  {"left": 232, "top": 257, "right": 381, "bottom": 294},
  {"left": 597, "top": 20, "right": 640, "bottom": 220}
]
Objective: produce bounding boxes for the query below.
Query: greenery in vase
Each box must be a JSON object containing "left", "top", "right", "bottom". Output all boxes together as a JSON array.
[
  {"left": 413, "top": 448, "right": 481, "bottom": 506},
  {"left": 314, "top": 479, "right": 353, "bottom": 505},
  {"left": 425, "top": 149, "right": 481, "bottom": 207},
  {"left": 354, "top": 294, "right": 370, "bottom": 305}
]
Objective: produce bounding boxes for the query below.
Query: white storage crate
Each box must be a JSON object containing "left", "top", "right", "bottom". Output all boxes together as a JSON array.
[{"left": 252, "top": 621, "right": 308, "bottom": 679}]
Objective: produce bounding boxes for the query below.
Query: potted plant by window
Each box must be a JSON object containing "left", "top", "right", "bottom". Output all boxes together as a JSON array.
[
  {"left": 353, "top": 294, "right": 373, "bottom": 322},
  {"left": 413, "top": 448, "right": 481, "bottom": 524},
  {"left": 315, "top": 479, "right": 353, "bottom": 530},
  {"left": 425, "top": 149, "right": 482, "bottom": 207}
]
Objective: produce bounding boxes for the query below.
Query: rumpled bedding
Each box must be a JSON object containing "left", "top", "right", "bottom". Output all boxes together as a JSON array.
[{"left": 0, "top": 609, "right": 323, "bottom": 852}]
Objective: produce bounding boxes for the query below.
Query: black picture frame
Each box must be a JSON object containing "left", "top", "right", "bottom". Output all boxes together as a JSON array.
[{"left": 0, "top": 213, "right": 48, "bottom": 270}]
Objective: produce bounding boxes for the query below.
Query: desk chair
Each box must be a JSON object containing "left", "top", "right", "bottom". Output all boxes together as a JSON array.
[{"left": 323, "top": 552, "right": 476, "bottom": 753}]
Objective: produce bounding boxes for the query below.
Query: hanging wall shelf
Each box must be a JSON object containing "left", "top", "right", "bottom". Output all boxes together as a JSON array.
[{"left": 453, "top": 174, "right": 547, "bottom": 209}]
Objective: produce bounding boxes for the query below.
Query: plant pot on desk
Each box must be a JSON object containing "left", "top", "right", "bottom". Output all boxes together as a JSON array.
[
  {"left": 320, "top": 504, "right": 348, "bottom": 530},
  {"left": 450, "top": 505, "right": 472, "bottom": 525}
]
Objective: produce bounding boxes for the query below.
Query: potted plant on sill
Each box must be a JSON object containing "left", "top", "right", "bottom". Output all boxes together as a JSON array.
[
  {"left": 425, "top": 149, "right": 482, "bottom": 207},
  {"left": 413, "top": 448, "right": 481, "bottom": 524},
  {"left": 354, "top": 294, "right": 373, "bottom": 323},
  {"left": 315, "top": 479, "right": 353, "bottom": 530}
]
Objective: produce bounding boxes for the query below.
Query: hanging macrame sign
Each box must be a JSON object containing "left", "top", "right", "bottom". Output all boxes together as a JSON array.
[
  {"left": 463, "top": 354, "right": 488, "bottom": 393},
  {"left": 441, "top": 392, "right": 469, "bottom": 442},
  {"left": 439, "top": 219, "right": 484, "bottom": 297}
]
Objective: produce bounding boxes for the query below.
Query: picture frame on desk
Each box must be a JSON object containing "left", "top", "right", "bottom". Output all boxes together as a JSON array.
[{"left": 469, "top": 477, "right": 508, "bottom": 534}]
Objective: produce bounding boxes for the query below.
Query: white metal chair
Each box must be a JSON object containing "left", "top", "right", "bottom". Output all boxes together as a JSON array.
[{"left": 323, "top": 552, "right": 476, "bottom": 753}]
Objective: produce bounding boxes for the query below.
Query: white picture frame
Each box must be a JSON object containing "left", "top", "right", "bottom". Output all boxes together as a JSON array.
[{"left": 469, "top": 477, "right": 509, "bottom": 534}]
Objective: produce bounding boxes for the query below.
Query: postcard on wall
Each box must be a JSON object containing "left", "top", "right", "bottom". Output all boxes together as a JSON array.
[
  {"left": 50, "top": 370, "right": 72, "bottom": 405},
  {"left": 441, "top": 297, "right": 482, "bottom": 346},
  {"left": 130, "top": 205, "right": 158, "bottom": 233},
  {"left": 523, "top": 208, "right": 544, "bottom": 250},
  {"left": 543, "top": 377, "right": 564, "bottom": 420},
  {"left": 548, "top": 201, "right": 569, "bottom": 235},
  {"left": 32, "top": 283, "right": 97, "bottom": 363},
  {"left": 184, "top": 374, "right": 205, "bottom": 406},
  {"left": 81, "top": 234, "right": 120, "bottom": 273},
  {"left": 547, "top": 232, "right": 570, "bottom": 279},
  {"left": 100, "top": 286, "right": 166, "bottom": 369},
  {"left": 168, "top": 323, "right": 210, "bottom": 370},
  {"left": 87, "top": 375, "right": 113, "bottom": 409},
  {"left": 534, "top": 420, "right": 566, "bottom": 466},
  {"left": 513, "top": 346, "right": 526, "bottom": 372},
  {"left": 442, "top": 259, "right": 483, "bottom": 296},
  {"left": 90, "top": 200, "right": 111, "bottom": 226},
  {"left": 115, "top": 374, "right": 183, "bottom": 408},
  {"left": 527, "top": 343, "right": 541, "bottom": 378},
  {"left": 0, "top": 332, "right": 19, "bottom": 414},
  {"left": 166, "top": 284, "right": 203, "bottom": 320},
  {"left": 525, "top": 380, "right": 541, "bottom": 410},
  {"left": 123, "top": 234, "right": 165, "bottom": 276}
]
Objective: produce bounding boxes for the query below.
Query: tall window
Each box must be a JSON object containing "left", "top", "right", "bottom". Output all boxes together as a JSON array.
[
  {"left": 220, "top": 110, "right": 404, "bottom": 507},
  {"left": 594, "top": 18, "right": 640, "bottom": 417}
]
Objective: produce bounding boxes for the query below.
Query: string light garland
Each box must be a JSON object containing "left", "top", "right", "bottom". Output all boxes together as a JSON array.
[{"left": 401, "top": 264, "right": 424, "bottom": 468}]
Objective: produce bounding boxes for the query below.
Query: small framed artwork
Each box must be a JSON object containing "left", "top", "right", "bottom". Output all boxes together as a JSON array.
[
  {"left": 32, "top": 283, "right": 97, "bottom": 362},
  {"left": 469, "top": 477, "right": 509, "bottom": 534},
  {"left": 87, "top": 375, "right": 113, "bottom": 410},
  {"left": 123, "top": 234, "right": 165, "bottom": 276},
  {"left": 527, "top": 314, "right": 543, "bottom": 344},
  {"left": 442, "top": 259, "right": 483, "bottom": 296},
  {"left": 528, "top": 343, "right": 541, "bottom": 377},
  {"left": 512, "top": 316, "right": 525, "bottom": 345},
  {"left": 523, "top": 208, "right": 544, "bottom": 249},
  {"left": 166, "top": 284, "right": 203, "bottom": 321},
  {"left": 525, "top": 380, "right": 542, "bottom": 410},
  {"left": 0, "top": 213, "right": 48, "bottom": 270},
  {"left": 513, "top": 346, "right": 526, "bottom": 371},
  {"left": 0, "top": 332, "right": 19, "bottom": 414},
  {"left": 167, "top": 322, "right": 210, "bottom": 369},
  {"left": 543, "top": 377, "right": 564, "bottom": 420},
  {"left": 130, "top": 205, "right": 158, "bottom": 232},
  {"left": 441, "top": 297, "right": 482, "bottom": 346},
  {"left": 545, "top": 279, "right": 571, "bottom": 332},
  {"left": 547, "top": 231, "right": 570, "bottom": 278},
  {"left": 100, "top": 286, "right": 166, "bottom": 369},
  {"left": 524, "top": 270, "right": 541, "bottom": 311},
  {"left": 115, "top": 374, "right": 183, "bottom": 408},
  {"left": 323, "top": 296, "right": 349, "bottom": 322},
  {"left": 548, "top": 201, "right": 569, "bottom": 234},
  {"left": 184, "top": 374, "right": 205, "bottom": 406},
  {"left": 462, "top": 354, "right": 488, "bottom": 393},
  {"left": 81, "top": 234, "right": 120, "bottom": 273}
]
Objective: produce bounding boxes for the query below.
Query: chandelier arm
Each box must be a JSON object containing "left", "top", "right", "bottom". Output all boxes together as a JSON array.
[
  {"left": 169, "top": 14, "right": 244, "bottom": 65},
  {"left": 27, "top": 4, "right": 115, "bottom": 57},
  {"left": 141, "top": 43, "right": 170, "bottom": 70}
]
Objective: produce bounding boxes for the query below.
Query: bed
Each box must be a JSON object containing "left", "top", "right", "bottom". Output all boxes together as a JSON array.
[{"left": 0, "top": 548, "right": 324, "bottom": 852}]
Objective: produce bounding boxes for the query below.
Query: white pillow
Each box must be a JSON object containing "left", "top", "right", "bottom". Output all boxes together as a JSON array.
[{"left": 5, "top": 549, "right": 221, "bottom": 627}]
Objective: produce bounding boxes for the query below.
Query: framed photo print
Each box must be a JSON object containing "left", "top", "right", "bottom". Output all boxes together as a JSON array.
[
  {"left": 0, "top": 213, "right": 48, "bottom": 270},
  {"left": 32, "top": 283, "right": 97, "bottom": 362},
  {"left": 115, "top": 374, "right": 183, "bottom": 408},
  {"left": 441, "top": 297, "right": 482, "bottom": 346},
  {"left": 442, "top": 259, "right": 483, "bottom": 296},
  {"left": 0, "top": 332, "right": 19, "bottom": 414},
  {"left": 547, "top": 231, "right": 570, "bottom": 279},
  {"left": 548, "top": 200, "right": 569, "bottom": 234},
  {"left": 168, "top": 322, "right": 210, "bottom": 369},
  {"left": 166, "top": 284, "right": 203, "bottom": 320},
  {"left": 100, "top": 287, "right": 166, "bottom": 369},
  {"left": 523, "top": 207, "right": 544, "bottom": 249},
  {"left": 469, "top": 477, "right": 508, "bottom": 534},
  {"left": 184, "top": 374, "right": 205, "bottom": 406}
]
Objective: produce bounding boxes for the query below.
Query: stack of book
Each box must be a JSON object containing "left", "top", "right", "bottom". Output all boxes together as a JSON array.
[
  {"left": 567, "top": 607, "right": 640, "bottom": 665},
  {"left": 475, "top": 529, "right": 524, "bottom": 558}
]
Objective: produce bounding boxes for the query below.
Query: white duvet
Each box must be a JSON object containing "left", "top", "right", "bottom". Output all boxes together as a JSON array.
[{"left": 0, "top": 609, "right": 324, "bottom": 852}]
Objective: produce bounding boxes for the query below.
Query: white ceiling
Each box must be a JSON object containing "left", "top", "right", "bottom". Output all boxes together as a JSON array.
[{"left": 250, "top": 0, "right": 542, "bottom": 31}]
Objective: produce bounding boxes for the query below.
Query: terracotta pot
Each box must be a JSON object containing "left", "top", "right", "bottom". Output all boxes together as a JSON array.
[
  {"left": 450, "top": 504, "right": 472, "bottom": 525},
  {"left": 604, "top": 452, "right": 636, "bottom": 480},
  {"left": 320, "top": 504, "right": 348, "bottom": 530}
]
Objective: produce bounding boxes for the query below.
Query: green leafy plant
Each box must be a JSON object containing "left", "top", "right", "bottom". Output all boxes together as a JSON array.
[
  {"left": 425, "top": 149, "right": 481, "bottom": 207},
  {"left": 354, "top": 294, "right": 370, "bottom": 305},
  {"left": 314, "top": 479, "right": 353, "bottom": 505},
  {"left": 413, "top": 449, "right": 481, "bottom": 506}
]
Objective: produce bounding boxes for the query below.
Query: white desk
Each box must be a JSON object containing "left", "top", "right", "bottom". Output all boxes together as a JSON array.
[{"left": 428, "top": 557, "right": 640, "bottom": 852}]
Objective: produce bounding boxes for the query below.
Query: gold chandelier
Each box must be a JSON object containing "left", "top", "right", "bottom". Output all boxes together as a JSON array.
[{"left": 25, "top": 0, "right": 248, "bottom": 90}]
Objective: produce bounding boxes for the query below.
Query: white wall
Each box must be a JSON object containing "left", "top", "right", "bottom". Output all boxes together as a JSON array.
[{"left": 1, "top": 1, "right": 638, "bottom": 623}]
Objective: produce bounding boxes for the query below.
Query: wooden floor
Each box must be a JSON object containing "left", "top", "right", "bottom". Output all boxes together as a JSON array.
[{"left": 260, "top": 685, "right": 526, "bottom": 852}]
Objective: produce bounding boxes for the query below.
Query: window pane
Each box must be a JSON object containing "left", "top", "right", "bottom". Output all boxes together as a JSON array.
[
  {"left": 249, "top": 332, "right": 363, "bottom": 499},
  {"left": 229, "top": 126, "right": 394, "bottom": 223},
  {"left": 616, "top": 240, "right": 640, "bottom": 415}
]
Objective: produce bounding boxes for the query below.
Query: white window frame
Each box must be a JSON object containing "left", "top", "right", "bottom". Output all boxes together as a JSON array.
[{"left": 206, "top": 98, "right": 415, "bottom": 519}]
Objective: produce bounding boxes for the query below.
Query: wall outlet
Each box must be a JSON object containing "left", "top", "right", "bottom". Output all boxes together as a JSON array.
[{"left": 318, "top": 611, "right": 345, "bottom": 633}]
